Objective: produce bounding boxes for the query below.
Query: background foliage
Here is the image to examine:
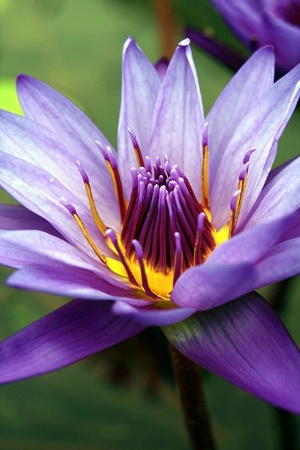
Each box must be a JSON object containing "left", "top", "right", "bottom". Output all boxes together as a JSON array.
[{"left": 0, "top": 1, "right": 299, "bottom": 449}]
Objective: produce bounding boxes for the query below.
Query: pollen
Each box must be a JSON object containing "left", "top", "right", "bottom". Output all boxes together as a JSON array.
[{"left": 61, "top": 127, "right": 253, "bottom": 302}]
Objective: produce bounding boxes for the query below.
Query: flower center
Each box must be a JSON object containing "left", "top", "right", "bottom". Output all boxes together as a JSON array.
[
  {"left": 119, "top": 155, "right": 216, "bottom": 297},
  {"left": 61, "top": 125, "right": 253, "bottom": 301}
]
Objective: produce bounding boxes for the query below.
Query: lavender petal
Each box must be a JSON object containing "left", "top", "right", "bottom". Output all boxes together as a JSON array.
[
  {"left": 0, "top": 299, "right": 145, "bottom": 384},
  {"left": 118, "top": 37, "right": 161, "bottom": 198},
  {"left": 148, "top": 39, "right": 204, "bottom": 200},
  {"left": 164, "top": 292, "right": 300, "bottom": 413}
]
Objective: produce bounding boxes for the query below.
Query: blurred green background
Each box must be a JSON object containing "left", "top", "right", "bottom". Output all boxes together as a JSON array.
[{"left": 0, "top": 1, "right": 299, "bottom": 449}]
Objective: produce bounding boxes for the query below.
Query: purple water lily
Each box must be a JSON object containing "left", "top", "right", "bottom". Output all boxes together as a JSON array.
[
  {"left": 207, "top": 0, "right": 300, "bottom": 73},
  {"left": 0, "top": 38, "right": 300, "bottom": 413}
]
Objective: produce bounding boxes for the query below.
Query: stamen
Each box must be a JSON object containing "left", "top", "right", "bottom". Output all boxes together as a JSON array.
[
  {"left": 145, "top": 155, "right": 152, "bottom": 174},
  {"left": 76, "top": 160, "right": 107, "bottom": 237},
  {"left": 120, "top": 168, "right": 139, "bottom": 248},
  {"left": 194, "top": 212, "right": 206, "bottom": 265},
  {"left": 138, "top": 184, "right": 160, "bottom": 259},
  {"left": 96, "top": 141, "right": 127, "bottom": 223},
  {"left": 229, "top": 148, "right": 256, "bottom": 235},
  {"left": 173, "top": 232, "right": 183, "bottom": 284},
  {"left": 201, "top": 122, "right": 210, "bottom": 213},
  {"left": 123, "top": 177, "right": 147, "bottom": 250},
  {"left": 243, "top": 148, "right": 256, "bottom": 164},
  {"left": 171, "top": 187, "right": 196, "bottom": 259},
  {"left": 175, "top": 166, "right": 200, "bottom": 208},
  {"left": 229, "top": 190, "right": 241, "bottom": 236},
  {"left": 60, "top": 197, "right": 106, "bottom": 264},
  {"left": 105, "top": 229, "right": 138, "bottom": 286},
  {"left": 127, "top": 128, "right": 145, "bottom": 167},
  {"left": 147, "top": 186, "right": 167, "bottom": 271},
  {"left": 132, "top": 240, "right": 157, "bottom": 299},
  {"left": 164, "top": 155, "right": 172, "bottom": 175}
]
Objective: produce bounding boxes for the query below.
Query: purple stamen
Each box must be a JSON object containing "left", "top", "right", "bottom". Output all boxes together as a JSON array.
[
  {"left": 197, "top": 212, "right": 206, "bottom": 234},
  {"left": 158, "top": 186, "right": 168, "bottom": 269},
  {"left": 127, "top": 127, "right": 139, "bottom": 148},
  {"left": 76, "top": 160, "right": 89, "bottom": 184},
  {"left": 202, "top": 122, "right": 209, "bottom": 147},
  {"left": 170, "top": 167, "right": 180, "bottom": 182},
  {"left": 120, "top": 153, "right": 216, "bottom": 280},
  {"left": 127, "top": 127, "right": 144, "bottom": 167},
  {"left": 106, "top": 146, "right": 118, "bottom": 169},
  {"left": 95, "top": 140, "right": 107, "bottom": 160},
  {"left": 172, "top": 187, "right": 197, "bottom": 244},
  {"left": 139, "top": 184, "right": 160, "bottom": 253},
  {"left": 60, "top": 197, "right": 77, "bottom": 215},
  {"left": 145, "top": 156, "right": 152, "bottom": 174},
  {"left": 130, "top": 167, "right": 139, "bottom": 189},
  {"left": 243, "top": 148, "right": 256, "bottom": 164},
  {"left": 164, "top": 155, "right": 172, "bottom": 174},
  {"left": 139, "top": 167, "right": 147, "bottom": 177},
  {"left": 230, "top": 189, "right": 241, "bottom": 235},
  {"left": 173, "top": 232, "right": 182, "bottom": 284},
  {"left": 239, "top": 162, "right": 250, "bottom": 181},
  {"left": 194, "top": 212, "right": 207, "bottom": 265},
  {"left": 132, "top": 240, "right": 157, "bottom": 298},
  {"left": 230, "top": 190, "right": 241, "bottom": 212}
]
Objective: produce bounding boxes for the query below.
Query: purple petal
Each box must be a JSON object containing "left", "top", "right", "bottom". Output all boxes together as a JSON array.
[
  {"left": 209, "top": 60, "right": 300, "bottom": 230},
  {"left": 242, "top": 155, "right": 300, "bottom": 230},
  {"left": 0, "top": 151, "right": 110, "bottom": 257},
  {"left": 113, "top": 301, "right": 195, "bottom": 326},
  {"left": 206, "top": 46, "right": 274, "bottom": 228},
  {"left": 279, "top": 208, "right": 300, "bottom": 241},
  {"left": 148, "top": 39, "right": 204, "bottom": 199},
  {"left": 7, "top": 264, "right": 139, "bottom": 300},
  {"left": 0, "top": 111, "right": 119, "bottom": 231},
  {"left": 0, "top": 204, "right": 62, "bottom": 238},
  {"left": 233, "top": 65, "right": 300, "bottom": 228},
  {"left": 263, "top": 156, "right": 298, "bottom": 186},
  {"left": 172, "top": 214, "right": 292, "bottom": 310},
  {"left": 253, "top": 237, "right": 300, "bottom": 287},
  {"left": 261, "top": 9, "right": 300, "bottom": 73},
  {"left": 164, "top": 292, "right": 300, "bottom": 413},
  {"left": 0, "top": 229, "right": 141, "bottom": 298},
  {"left": 172, "top": 261, "right": 255, "bottom": 310},
  {"left": 1, "top": 229, "right": 107, "bottom": 274},
  {"left": 0, "top": 231, "right": 56, "bottom": 269},
  {"left": 117, "top": 37, "right": 161, "bottom": 198},
  {"left": 210, "top": 0, "right": 260, "bottom": 45},
  {"left": 0, "top": 299, "right": 145, "bottom": 384},
  {"left": 16, "top": 75, "right": 120, "bottom": 228}
]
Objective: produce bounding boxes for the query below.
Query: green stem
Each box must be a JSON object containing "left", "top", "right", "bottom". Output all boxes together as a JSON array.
[
  {"left": 270, "top": 278, "right": 298, "bottom": 450},
  {"left": 169, "top": 344, "right": 217, "bottom": 450},
  {"left": 153, "top": 0, "right": 178, "bottom": 59},
  {"left": 275, "top": 408, "right": 298, "bottom": 450}
]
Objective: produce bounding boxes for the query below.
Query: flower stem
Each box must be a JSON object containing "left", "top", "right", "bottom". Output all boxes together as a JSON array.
[
  {"left": 270, "top": 278, "right": 298, "bottom": 450},
  {"left": 153, "top": 0, "right": 178, "bottom": 59},
  {"left": 169, "top": 344, "right": 217, "bottom": 450},
  {"left": 275, "top": 407, "right": 298, "bottom": 450}
]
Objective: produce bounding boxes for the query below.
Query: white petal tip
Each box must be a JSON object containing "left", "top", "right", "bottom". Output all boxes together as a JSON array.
[
  {"left": 178, "top": 38, "right": 190, "bottom": 47},
  {"left": 123, "top": 36, "right": 138, "bottom": 54}
]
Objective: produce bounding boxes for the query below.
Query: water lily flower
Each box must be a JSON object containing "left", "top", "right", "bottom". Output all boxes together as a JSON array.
[
  {"left": 207, "top": 0, "right": 300, "bottom": 73},
  {"left": 0, "top": 38, "right": 300, "bottom": 413}
]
